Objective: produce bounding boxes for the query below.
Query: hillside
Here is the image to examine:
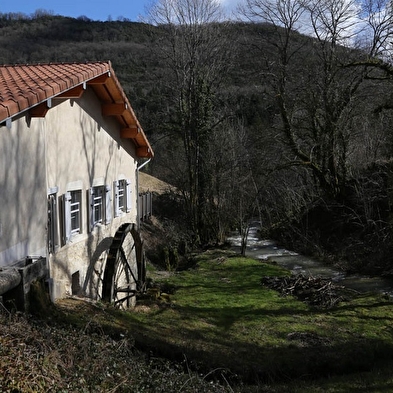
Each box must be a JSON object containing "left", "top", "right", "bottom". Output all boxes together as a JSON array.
[
  {"left": 139, "top": 172, "right": 175, "bottom": 194},
  {"left": 0, "top": 15, "right": 266, "bottom": 132},
  {"left": 0, "top": 12, "right": 392, "bottom": 271}
]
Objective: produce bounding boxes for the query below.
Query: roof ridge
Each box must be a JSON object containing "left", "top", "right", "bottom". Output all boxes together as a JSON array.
[
  {"left": 0, "top": 60, "right": 111, "bottom": 67},
  {"left": 0, "top": 61, "right": 111, "bottom": 120}
]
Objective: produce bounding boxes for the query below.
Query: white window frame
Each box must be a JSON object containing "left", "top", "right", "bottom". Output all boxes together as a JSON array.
[
  {"left": 114, "top": 179, "right": 131, "bottom": 217},
  {"left": 70, "top": 190, "right": 82, "bottom": 234},
  {"left": 92, "top": 186, "right": 104, "bottom": 225},
  {"left": 63, "top": 189, "right": 83, "bottom": 244},
  {"left": 118, "top": 179, "right": 126, "bottom": 212},
  {"left": 89, "top": 184, "right": 112, "bottom": 231}
]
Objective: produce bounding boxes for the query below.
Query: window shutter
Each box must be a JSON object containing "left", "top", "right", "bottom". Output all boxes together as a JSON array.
[
  {"left": 89, "top": 187, "right": 94, "bottom": 232},
  {"left": 126, "top": 179, "right": 132, "bottom": 213},
  {"left": 105, "top": 185, "right": 112, "bottom": 224},
  {"left": 48, "top": 194, "right": 58, "bottom": 252},
  {"left": 63, "top": 192, "right": 72, "bottom": 243},
  {"left": 148, "top": 192, "right": 152, "bottom": 217},
  {"left": 138, "top": 192, "right": 141, "bottom": 219},
  {"left": 113, "top": 180, "right": 120, "bottom": 217}
]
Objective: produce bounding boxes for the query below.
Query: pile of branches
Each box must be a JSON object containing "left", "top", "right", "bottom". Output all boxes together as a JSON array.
[{"left": 261, "top": 274, "right": 352, "bottom": 308}]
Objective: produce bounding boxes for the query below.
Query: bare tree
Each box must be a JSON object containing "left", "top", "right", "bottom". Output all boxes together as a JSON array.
[
  {"left": 235, "top": 0, "right": 393, "bottom": 267},
  {"left": 357, "top": 0, "right": 393, "bottom": 59},
  {"left": 204, "top": 118, "right": 262, "bottom": 253},
  {"left": 239, "top": 0, "right": 392, "bottom": 201},
  {"left": 146, "top": 0, "right": 233, "bottom": 244}
]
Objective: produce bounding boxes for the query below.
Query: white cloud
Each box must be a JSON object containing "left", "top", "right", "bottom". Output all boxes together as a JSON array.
[{"left": 216, "top": 0, "right": 392, "bottom": 55}]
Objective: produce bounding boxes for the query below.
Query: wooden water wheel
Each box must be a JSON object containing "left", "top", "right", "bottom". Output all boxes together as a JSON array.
[{"left": 102, "top": 223, "right": 146, "bottom": 308}]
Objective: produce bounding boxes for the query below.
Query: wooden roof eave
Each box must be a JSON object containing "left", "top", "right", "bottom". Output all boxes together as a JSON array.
[
  {"left": 88, "top": 68, "right": 153, "bottom": 158},
  {"left": 0, "top": 62, "right": 153, "bottom": 158}
]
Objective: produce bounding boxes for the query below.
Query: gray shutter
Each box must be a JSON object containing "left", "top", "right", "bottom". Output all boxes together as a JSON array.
[
  {"left": 48, "top": 194, "right": 58, "bottom": 252},
  {"left": 89, "top": 187, "right": 94, "bottom": 232},
  {"left": 63, "top": 192, "right": 72, "bottom": 243},
  {"left": 148, "top": 192, "right": 152, "bottom": 217},
  {"left": 113, "top": 180, "right": 120, "bottom": 217},
  {"left": 105, "top": 185, "right": 112, "bottom": 224},
  {"left": 126, "top": 179, "right": 132, "bottom": 213}
]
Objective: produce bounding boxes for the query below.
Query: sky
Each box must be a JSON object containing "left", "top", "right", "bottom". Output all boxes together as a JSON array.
[
  {"left": 0, "top": 0, "right": 150, "bottom": 21},
  {"left": 0, "top": 0, "right": 244, "bottom": 22}
]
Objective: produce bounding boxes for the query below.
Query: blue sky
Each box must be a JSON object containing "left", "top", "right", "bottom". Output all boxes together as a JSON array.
[
  {"left": 0, "top": 0, "right": 152, "bottom": 21},
  {"left": 0, "top": 0, "right": 244, "bottom": 22}
]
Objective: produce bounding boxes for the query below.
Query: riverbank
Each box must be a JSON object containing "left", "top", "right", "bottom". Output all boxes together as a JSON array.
[{"left": 228, "top": 224, "right": 393, "bottom": 295}]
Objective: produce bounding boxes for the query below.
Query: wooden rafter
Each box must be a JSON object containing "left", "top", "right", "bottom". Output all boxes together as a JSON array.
[
  {"left": 87, "top": 73, "right": 110, "bottom": 85},
  {"left": 30, "top": 102, "right": 49, "bottom": 118},
  {"left": 137, "top": 146, "right": 151, "bottom": 158},
  {"left": 121, "top": 126, "right": 140, "bottom": 138},
  {"left": 102, "top": 103, "right": 127, "bottom": 116},
  {"left": 56, "top": 85, "right": 85, "bottom": 99}
]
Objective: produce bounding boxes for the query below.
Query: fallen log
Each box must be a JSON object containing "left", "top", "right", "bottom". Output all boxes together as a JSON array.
[{"left": 0, "top": 268, "right": 21, "bottom": 295}]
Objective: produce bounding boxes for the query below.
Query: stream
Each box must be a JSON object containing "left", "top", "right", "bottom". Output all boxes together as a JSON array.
[{"left": 228, "top": 223, "right": 393, "bottom": 296}]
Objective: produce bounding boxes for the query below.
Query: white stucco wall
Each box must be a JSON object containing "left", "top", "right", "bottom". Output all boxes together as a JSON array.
[
  {"left": 0, "top": 115, "right": 47, "bottom": 266},
  {"left": 0, "top": 87, "right": 141, "bottom": 302}
]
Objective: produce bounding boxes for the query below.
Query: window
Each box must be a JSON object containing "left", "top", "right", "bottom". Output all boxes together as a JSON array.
[
  {"left": 63, "top": 189, "right": 82, "bottom": 244},
  {"left": 89, "top": 184, "right": 112, "bottom": 230},
  {"left": 70, "top": 190, "right": 82, "bottom": 234},
  {"left": 114, "top": 179, "right": 131, "bottom": 217},
  {"left": 92, "top": 186, "right": 105, "bottom": 225},
  {"left": 118, "top": 180, "right": 126, "bottom": 213}
]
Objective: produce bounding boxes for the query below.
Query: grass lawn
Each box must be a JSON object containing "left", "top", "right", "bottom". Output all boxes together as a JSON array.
[
  {"left": 121, "top": 249, "right": 393, "bottom": 390},
  {"left": 50, "top": 249, "right": 393, "bottom": 391}
]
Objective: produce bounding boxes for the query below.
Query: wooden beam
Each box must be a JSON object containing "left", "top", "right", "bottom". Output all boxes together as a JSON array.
[
  {"left": 102, "top": 103, "right": 127, "bottom": 116},
  {"left": 56, "top": 85, "right": 85, "bottom": 99},
  {"left": 137, "top": 146, "right": 151, "bottom": 158},
  {"left": 30, "top": 102, "right": 49, "bottom": 118},
  {"left": 121, "top": 126, "right": 139, "bottom": 138},
  {"left": 88, "top": 73, "right": 110, "bottom": 85}
]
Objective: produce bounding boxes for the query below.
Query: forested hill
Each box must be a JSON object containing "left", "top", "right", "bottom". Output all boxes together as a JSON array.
[
  {"left": 0, "top": 14, "right": 162, "bottom": 118},
  {"left": 1, "top": 11, "right": 393, "bottom": 273},
  {"left": 0, "top": 13, "right": 274, "bottom": 190},
  {"left": 0, "top": 13, "right": 267, "bottom": 133}
]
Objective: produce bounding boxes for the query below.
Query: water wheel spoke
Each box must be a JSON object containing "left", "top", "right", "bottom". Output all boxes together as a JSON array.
[
  {"left": 115, "top": 286, "right": 137, "bottom": 293},
  {"left": 113, "top": 293, "right": 136, "bottom": 305},
  {"left": 119, "top": 244, "right": 138, "bottom": 284},
  {"left": 102, "top": 223, "right": 146, "bottom": 308}
]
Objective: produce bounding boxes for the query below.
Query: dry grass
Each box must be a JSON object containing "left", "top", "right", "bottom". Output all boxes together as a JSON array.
[
  {"left": 139, "top": 172, "right": 176, "bottom": 194},
  {"left": 0, "top": 306, "right": 233, "bottom": 393}
]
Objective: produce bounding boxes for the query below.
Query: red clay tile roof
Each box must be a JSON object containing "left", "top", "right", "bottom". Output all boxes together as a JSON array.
[{"left": 0, "top": 61, "right": 153, "bottom": 158}]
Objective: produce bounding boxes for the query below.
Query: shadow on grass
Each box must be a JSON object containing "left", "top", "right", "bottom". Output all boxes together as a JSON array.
[
  {"left": 126, "top": 289, "right": 393, "bottom": 383},
  {"left": 53, "top": 249, "right": 393, "bottom": 387},
  {"left": 125, "top": 307, "right": 393, "bottom": 385},
  {"left": 53, "top": 295, "right": 393, "bottom": 387},
  {"left": 334, "top": 300, "right": 393, "bottom": 321}
]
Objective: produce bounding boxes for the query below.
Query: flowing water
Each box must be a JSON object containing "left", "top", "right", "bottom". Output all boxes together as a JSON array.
[{"left": 228, "top": 224, "right": 393, "bottom": 295}]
